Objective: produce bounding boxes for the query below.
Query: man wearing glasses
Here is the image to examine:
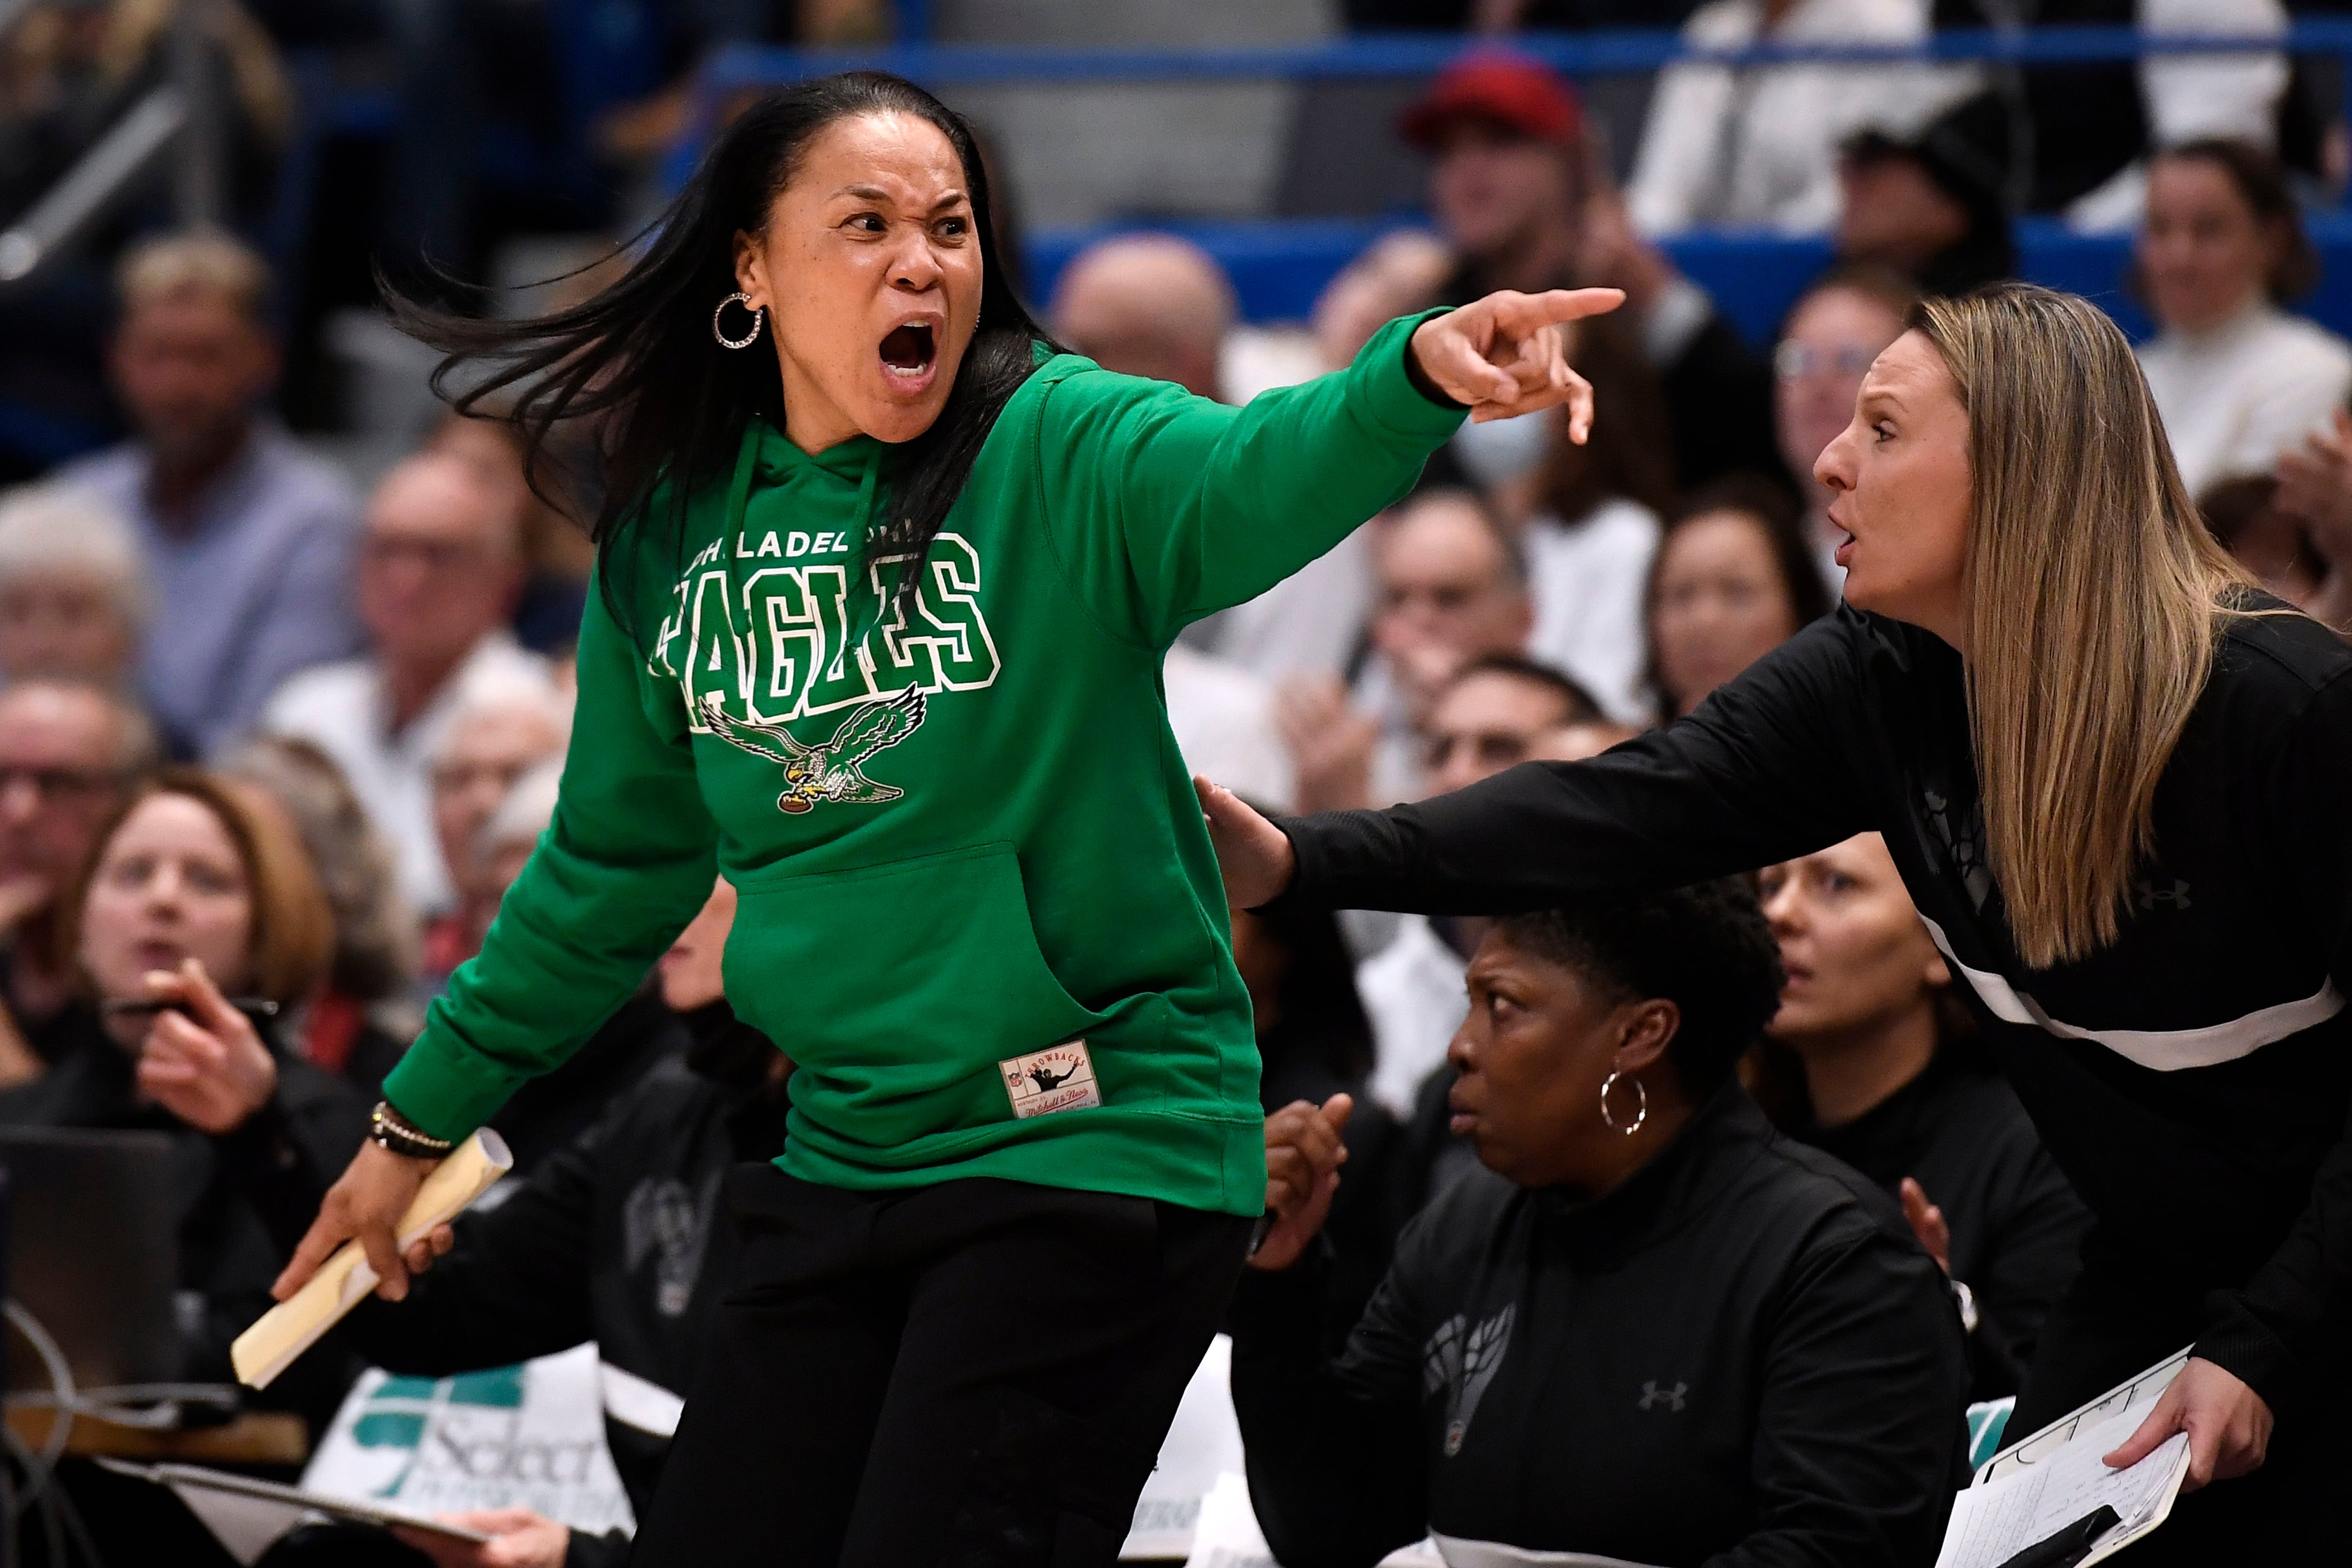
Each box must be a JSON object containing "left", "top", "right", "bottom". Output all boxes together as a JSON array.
[
  {"left": 259, "top": 453, "right": 561, "bottom": 917},
  {"left": 0, "top": 679, "right": 158, "bottom": 1080}
]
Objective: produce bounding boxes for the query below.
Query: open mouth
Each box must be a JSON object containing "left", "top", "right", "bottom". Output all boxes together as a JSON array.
[{"left": 880, "top": 321, "right": 937, "bottom": 381}]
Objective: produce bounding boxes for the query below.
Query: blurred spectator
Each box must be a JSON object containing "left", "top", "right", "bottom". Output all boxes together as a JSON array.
[
  {"left": 258, "top": 881, "right": 784, "bottom": 1568},
  {"left": 1311, "top": 230, "right": 1454, "bottom": 376},
  {"left": 2201, "top": 474, "right": 2325, "bottom": 609},
  {"left": 1233, "top": 883, "right": 1967, "bottom": 1568},
  {"left": 2135, "top": 138, "right": 2352, "bottom": 500},
  {"left": 58, "top": 233, "right": 363, "bottom": 756},
  {"left": 1836, "top": 100, "right": 2017, "bottom": 298},
  {"left": 467, "top": 759, "right": 684, "bottom": 1177},
  {"left": 1518, "top": 316, "right": 1676, "bottom": 724},
  {"left": 1931, "top": 0, "right": 2289, "bottom": 224},
  {"left": 1645, "top": 478, "right": 1833, "bottom": 724},
  {"left": 425, "top": 411, "right": 593, "bottom": 661},
  {"left": 1627, "top": 0, "right": 1969, "bottom": 237},
  {"left": 0, "top": 677, "right": 156, "bottom": 1078},
  {"left": 1230, "top": 890, "right": 1401, "bottom": 1336},
  {"left": 1775, "top": 266, "right": 1917, "bottom": 589},
  {"left": 421, "top": 686, "right": 572, "bottom": 995},
  {"left": 1187, "top": 233, "right": 1454, "bottom": 687},
  {"left": 1049, "top": 233, "right": 1234, "bottom": 400},
  {"left": 0, "top": 481, "right": 146, "bottom": 687},
  {"left": 218, "top": 735, "right": 420, "bottom": 1094},
  {"left": 1279, "top": 489, "right": 1529, "bottom": 812},
  {"left": 260, "top": 451, "right": 558, "bottom": 915},
  {"left": 0, "top": 768, "right": 366, "bottom": 1431},
  {"left": 2272, "top": 407, "right": 2352, "bottom": 637},
  {"left": 1403, "top": 51, "right": 1789, "bottom": 494},
  {"left": 1359, "top": 655, "right": 1597, "bottom": 1120},
  {"left": 1164, "top": 645, "right": 1292, "bottom": 811},
  {"left": 1762, "top": 833, "right": 2089, "bottom": 1402}
]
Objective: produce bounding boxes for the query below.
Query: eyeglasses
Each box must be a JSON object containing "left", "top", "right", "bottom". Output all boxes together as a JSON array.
[
  {"left": 1773, "top": 342, "right": 1881, "bottom": 382},
  {"left": 0, "top": 765, "right": 127, "bottom": 802},
  {"left": 362, "top": 535, "right": 493, "bottom": 573}
]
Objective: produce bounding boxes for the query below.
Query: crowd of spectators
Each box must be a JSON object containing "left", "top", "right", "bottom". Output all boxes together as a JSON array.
[{"left": 7, "top": 5, "right": 2352, "bottom": 1565}]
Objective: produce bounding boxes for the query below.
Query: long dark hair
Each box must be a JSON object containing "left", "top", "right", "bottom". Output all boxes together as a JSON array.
[
  {"left": 392, "top": 72, "right": 1054, "bottom": 639},
  {"left": 1643, "top": 473, "right": 1833, "bottom": 724}
]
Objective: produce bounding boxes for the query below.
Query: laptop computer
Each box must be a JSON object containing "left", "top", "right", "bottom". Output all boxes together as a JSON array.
[{"left": 0, "top": 1126, "right": 181, "bottom": 1394}]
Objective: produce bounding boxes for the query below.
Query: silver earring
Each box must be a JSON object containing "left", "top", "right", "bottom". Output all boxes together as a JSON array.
[
  {"left": 1599, "top": 1070, "right": 1646, "bottom": 1137},
  {"left": 713, "top": 292, "right": 764, "bottom": 350}
]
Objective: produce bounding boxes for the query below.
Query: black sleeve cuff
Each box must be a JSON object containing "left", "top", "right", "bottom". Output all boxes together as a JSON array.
[
  {"left": 2193, "top": 1296, "right": 2301, "bottom": 1421},
  {"left": 1226, "top": 1241, "right": 1336, "bottom": 1351},
  {"left": 1399, "top": 316, "right": 1472, "bottom": 412}
]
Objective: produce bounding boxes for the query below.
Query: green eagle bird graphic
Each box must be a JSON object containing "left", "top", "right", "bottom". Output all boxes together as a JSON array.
[{"left": 697, "top": 688, "right": 927, "bottom": 814}]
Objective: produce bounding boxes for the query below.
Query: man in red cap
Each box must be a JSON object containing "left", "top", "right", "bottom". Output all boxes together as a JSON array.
[{"left": 1400, "top": 50, "right": 1788, "bottom": 497}]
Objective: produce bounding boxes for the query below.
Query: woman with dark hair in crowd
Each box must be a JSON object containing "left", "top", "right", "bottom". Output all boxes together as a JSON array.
[
  {"left": 1203, "top": 282, "right": 2352, "bottom": 1557},
  {"left": 0, "top": 770, "right": 366, "bottom": 1426},
  {"left": 1233, "top": 880, "right": 1967, "bottom": 1568},
  {"left": 272, "top": 68, "right": 1620, "bottom": 1563},
  {"left": 1760, "top": 831, "right": 2088, "bottom": 1405},
  {"left": 1645, "top": 474, "right": 1832, "bottom": 724},
  {"left": 2135, "top": 137, "right": 2352, "bottom": 500},
  {"left": 1517, "top": 311, "right": 1679, "bottom": 724}
]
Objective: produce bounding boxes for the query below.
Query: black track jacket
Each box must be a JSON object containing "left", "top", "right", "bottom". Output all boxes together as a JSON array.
[{"left": 1230, "top": 1084, "right": 1969, "bottom": 1567}]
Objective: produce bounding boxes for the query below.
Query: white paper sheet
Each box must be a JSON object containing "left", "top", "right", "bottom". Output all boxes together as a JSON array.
[{"left": 1934, "top": 1409, "right": 2190, "bottom": 1568}]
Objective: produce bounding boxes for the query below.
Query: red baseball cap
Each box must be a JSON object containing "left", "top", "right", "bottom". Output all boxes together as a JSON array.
[{"left": 1400, "top": 51, "right": 1583, "bottom": 150}]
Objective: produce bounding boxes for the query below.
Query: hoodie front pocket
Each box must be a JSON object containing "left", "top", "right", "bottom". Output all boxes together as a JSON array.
[{"left": 722, "top": 842, "right": 1107, "bottom": 1132}]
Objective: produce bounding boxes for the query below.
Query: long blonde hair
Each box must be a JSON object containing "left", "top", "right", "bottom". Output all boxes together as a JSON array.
[{"left": 1911, "top": 285, "right": 2252, "bottom": 970}]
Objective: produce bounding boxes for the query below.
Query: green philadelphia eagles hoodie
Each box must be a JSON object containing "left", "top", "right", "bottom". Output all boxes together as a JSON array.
[{"left": 381, "top": 312, "right": 1464, "bottom": 1217}]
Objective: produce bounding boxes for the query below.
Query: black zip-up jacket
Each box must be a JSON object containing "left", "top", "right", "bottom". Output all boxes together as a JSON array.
[
  {"left": 266, "top": 1047, "right": 787, "bottom": 1568},
  {"left": 1277, "top": 603, "right": 2352, "bottom": 1423},
  {"left": 1229, "top": 1084, "right": 1969, "bottom": 1568},
  {"left": 1787, "top": 1049, "right": 2090, "bottom": 1404}
]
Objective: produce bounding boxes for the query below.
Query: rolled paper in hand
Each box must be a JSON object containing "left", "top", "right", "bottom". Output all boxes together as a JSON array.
[{"left": 231, "top": 1129, "right": 512, "bottom": 1389}]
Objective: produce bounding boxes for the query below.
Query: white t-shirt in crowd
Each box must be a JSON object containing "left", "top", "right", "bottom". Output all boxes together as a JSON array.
[
  {"left": 1163, "top": 643, "right": 1294, "bottom": 812},
  {"left": 1524, "top": 498, "right": 1661, "bottom": 727},
  {"left": 1628, "top": 0, "right": 1972, "bottom": 237},
  {"left": 260, "top": 631, "right": 560, "bottom": 915},
  {"left": 2137, "top": 301, "right": 2352, "bottom": 501},
  {"left": 1359, "top": 915, "right": 1474, "bottom": 1120}
]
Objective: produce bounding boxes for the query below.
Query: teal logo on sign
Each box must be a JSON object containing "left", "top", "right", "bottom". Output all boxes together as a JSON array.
[{"left": 350, "top": 1366, "right": 526, "bottom": 1496}]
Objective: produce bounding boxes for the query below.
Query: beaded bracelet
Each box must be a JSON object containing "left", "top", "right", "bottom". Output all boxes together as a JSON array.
[{"left": 370, "top": 1099, "right": 455, "bottom": 1161}]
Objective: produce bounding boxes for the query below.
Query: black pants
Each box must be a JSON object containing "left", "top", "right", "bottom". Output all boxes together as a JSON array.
[
  {"left": 629, "top": 1168, "right": 1252, "bottom": 1567},
  {"left": 2013, "top": 1250, "right": 2351, "bottom": 1564}
]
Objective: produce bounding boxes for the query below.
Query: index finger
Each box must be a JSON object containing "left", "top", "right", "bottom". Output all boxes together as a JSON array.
[
  {"left": 174, "top": 957, "right": 249, "bottom": 1035},
  {"left": 1496, "top": 287, "right": 1625, "bottom": 331},
  {"left": 273, "top": 1210, "right": 352, "bottom": 1299},
  {"left": 2102, "top": 1394, "right": 2181, "bottom": 1472}
]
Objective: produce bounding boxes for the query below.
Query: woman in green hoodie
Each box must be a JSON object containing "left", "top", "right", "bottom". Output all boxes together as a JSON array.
[{"left": 272, "top": 71, "right": 1618, "bottom": 1564}]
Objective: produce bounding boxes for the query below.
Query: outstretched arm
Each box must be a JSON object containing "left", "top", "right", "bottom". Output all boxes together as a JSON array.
[
  {"left": 1205, "top": 614, "right": 1878, "bottom": 915},
  {"left": 1037, "top": 290, "right": 1620, "bottom": 648}
]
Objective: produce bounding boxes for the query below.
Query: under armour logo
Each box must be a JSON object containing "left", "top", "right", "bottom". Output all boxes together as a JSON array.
[
  {"left": 1637, "top": 1380, "right": 1688, "bottom": 1413},
  {"left": 2135, "top": 879, "right": 2191, "bottom": 911}
]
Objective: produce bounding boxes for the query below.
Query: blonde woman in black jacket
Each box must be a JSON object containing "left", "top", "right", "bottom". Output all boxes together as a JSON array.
[{"left": 1206, "top": 283, "right": 2352, "bottom": 1560}]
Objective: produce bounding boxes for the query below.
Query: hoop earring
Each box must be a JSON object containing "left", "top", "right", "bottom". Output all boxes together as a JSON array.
[
  {"left": 713, "top": 292, "right": 765, "bottom": 350},
  {"left": 1599, "top": 1070, "right": 1646, "bottom": 1137}
]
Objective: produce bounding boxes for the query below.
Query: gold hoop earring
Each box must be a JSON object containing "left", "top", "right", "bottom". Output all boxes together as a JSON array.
[{"left": 1599, "top": 1069, "right": 1646, "bottom": 1137}]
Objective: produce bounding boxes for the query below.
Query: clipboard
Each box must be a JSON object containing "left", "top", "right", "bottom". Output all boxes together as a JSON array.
[
  {"left": 96, "top": 1458, "right": 489, "bottom": 1563},
  {"left": 1933, "top": 1348, "right": 2194, "bottom": 1568}
]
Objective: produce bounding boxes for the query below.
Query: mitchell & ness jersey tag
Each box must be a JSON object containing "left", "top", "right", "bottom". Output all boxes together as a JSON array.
[{"left": 1000, "top": 1042, "right": 1102, "bottom": 1119}]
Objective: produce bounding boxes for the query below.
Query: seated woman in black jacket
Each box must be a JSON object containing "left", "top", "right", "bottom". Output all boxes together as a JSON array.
[
  {"left": 1761, "top": 831, "right": 2089, "bottom": 1405},
  {"left": 0, "top": 768, "right": 367, "bottom": 1425},
  {"left": 1232, "top": 880, "right": 1969, "bottom": 1568}
]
